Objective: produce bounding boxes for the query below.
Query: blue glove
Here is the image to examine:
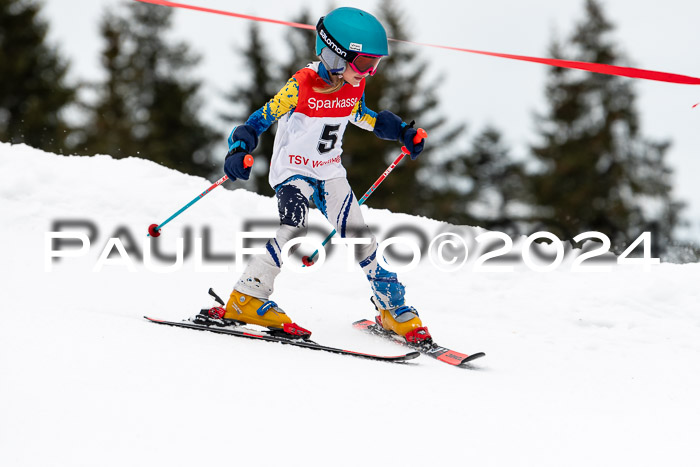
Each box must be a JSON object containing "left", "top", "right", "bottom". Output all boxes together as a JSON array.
[
  {"left": 373, "top": 111, "right": 425, "bottom": 160},
  {"left": 224, "top": 151, "right": 252, "bottom": 181},
  {"left": 400, "top": 122, "right": 425, "bottom": 160},
  {"left": 224, "top": 124, "right": 258, "bottom": 181}
]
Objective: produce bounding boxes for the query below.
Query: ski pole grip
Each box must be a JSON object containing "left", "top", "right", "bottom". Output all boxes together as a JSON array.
[
  {"left": 414, "top": 128, "right": 427, "bottom": 144},
  {"left": 243, "top": 154, "right": 254, "bottom": 169}
]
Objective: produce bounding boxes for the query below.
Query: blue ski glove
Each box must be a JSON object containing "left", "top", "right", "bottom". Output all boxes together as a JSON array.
[
  {"left": 400, "top": 122, "right": 425, "bottom": 160},
  {"left": 373, "top": 111, "right": 425, "bottom": 160},
  {"left": 224, "top": 124, "right": 258, "bottom": 181},
  {"left": 225, "top": 151, "right": 253, "bottom": 181}
]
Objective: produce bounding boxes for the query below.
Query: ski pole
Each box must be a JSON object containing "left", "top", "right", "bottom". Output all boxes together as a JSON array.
[
  {"left": 302, "top": 128, "right": 427, "bottom": 266},
  {"left": 147, "top": 154, "right": 254, "bottom": 237}
]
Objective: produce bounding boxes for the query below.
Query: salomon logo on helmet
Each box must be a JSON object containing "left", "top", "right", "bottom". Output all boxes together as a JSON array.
[{"left": 318, "top": 28, "right": 347, "bottom": 58}]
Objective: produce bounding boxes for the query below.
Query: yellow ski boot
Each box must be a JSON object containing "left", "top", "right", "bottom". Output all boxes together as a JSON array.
[
  {"left": 372, "top": 297, "right": 431, "bottom": 344},
  {"left": 225, "top": 290, "right": 311, "bottom": 337}
]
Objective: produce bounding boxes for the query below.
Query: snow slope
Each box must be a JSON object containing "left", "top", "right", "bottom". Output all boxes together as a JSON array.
[{"left": 1, "top": 143, "right": 699, "bottom": 467}]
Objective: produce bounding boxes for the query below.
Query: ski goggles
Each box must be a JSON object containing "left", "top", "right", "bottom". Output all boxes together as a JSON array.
[
  {"left": 320, "top": 47, "right": 382, "bottom": 76},
  {"left": 347, "top": 53, "right": 382, "bottom": 76}
]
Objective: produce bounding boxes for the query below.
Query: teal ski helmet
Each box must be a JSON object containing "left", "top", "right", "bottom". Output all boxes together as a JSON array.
[{"left": 316, "top": 7, "right": 388, "bottom": 76}]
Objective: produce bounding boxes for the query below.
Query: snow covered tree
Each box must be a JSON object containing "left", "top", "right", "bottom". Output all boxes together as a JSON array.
[
  {"left": 78, "top": 3, "right": 218, "bottom": 178},
  {"left": 527, "top": 0, "right": 683, "bottom": 252},
  {"left": 0, "top": 0, "right": 75, "bottom": 153}
]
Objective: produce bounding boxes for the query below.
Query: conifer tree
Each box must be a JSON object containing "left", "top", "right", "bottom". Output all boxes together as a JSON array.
[
  {"left": 528, "top": 0, "right": 683, "bottom": 252},
  {"left": 79, "top": 3, "right": 218, "bottom": 177},
  {"left": 0, "top": 0, "right": 75, "bottom": 153},
  {"left": 75, "top": 11, "right": 132, "bottom": 158}
]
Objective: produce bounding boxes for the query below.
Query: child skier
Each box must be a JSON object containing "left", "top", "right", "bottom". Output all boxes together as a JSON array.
[{"left": 212, "top": 7, "right": 429, "bottom": 343}]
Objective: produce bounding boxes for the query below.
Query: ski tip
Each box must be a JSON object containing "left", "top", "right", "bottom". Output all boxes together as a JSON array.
[
  {"left": 352, "top": 319, "right": 374, "bottom": 327},
  {"left": 405, "top": 351, "right": 421, "bottom": 361},
  {"left": 459, "top": 352, "right": 486, "bottom": 365},
  {"left": 144, "top": 316, "right": 168, "bottom": 324}
]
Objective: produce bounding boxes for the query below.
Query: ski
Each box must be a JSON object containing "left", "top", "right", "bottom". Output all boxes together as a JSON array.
[
  {"left": 145, "top": 316, "right": 420, "bottom": 363},
  {"left": 352, "top": 319, "right": 485, "bottom": 367}
]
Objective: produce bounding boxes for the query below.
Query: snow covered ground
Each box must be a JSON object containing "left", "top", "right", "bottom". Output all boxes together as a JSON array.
[{"left": 1, "top": 143, "right": 699, "bottom": 467}]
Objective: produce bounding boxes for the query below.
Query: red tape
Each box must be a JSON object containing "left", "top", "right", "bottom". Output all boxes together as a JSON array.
[
  {"left": 134, "top": 0, "right": 315, "bottom": 30},
  {"left": 391, "top": 39, "right": 700, "bottom": 86},
  {"left": 134, "top": 0, "right": 700, "bottom": 86}
]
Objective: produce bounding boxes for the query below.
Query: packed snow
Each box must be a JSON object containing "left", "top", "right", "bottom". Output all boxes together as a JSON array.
[{"left": 1, "top": 143, "right": 699, "bottom": 467}]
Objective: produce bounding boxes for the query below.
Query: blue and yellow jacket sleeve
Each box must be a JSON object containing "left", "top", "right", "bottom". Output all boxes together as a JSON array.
[
  {"left": 242, "top": 77, "right": 300, "bottom": 138},
  {"left": 350, "top": 93, "right": 377, "bottom": 131}
]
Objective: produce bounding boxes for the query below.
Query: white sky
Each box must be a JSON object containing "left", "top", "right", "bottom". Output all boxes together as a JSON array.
[{"left": 41, "top": 0, "right": 700, "bottom": 241}]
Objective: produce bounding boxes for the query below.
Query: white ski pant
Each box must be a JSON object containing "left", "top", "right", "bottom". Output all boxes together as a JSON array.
[{"left": 235, "top": 175, "right": 406, "bottom": 309}]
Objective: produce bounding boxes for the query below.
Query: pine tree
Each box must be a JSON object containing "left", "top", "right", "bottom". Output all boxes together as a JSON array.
[
  {"left": 78, "top": 3, "right": 218, "bottom": 177},
  {"left": 0, "top": 0, "right": 75, "bottom": 153},
  {"left": 75, "top": 11, "right": 132, "bottom": 157},
  {"left": 527, "top": 0, "right": 683, "bottom": 252}
]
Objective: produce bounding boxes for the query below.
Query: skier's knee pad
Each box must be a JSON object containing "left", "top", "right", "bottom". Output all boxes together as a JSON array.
[{"left": 277, "top": 184, "right": 309, "bottom": 228}]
